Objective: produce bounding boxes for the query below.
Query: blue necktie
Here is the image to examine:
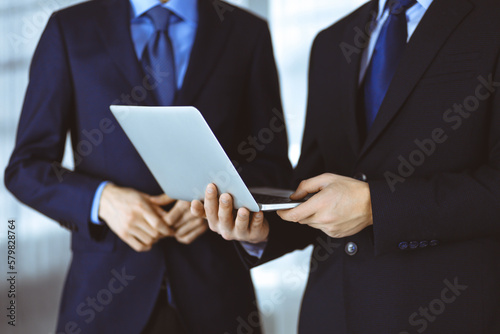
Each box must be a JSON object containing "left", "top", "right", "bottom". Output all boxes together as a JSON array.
[
  {"left": 141, "top": 5, "right": 177, "bottom": 106},
  {"left": 363, "top": 0, "right": 417, "bottom": 129}
]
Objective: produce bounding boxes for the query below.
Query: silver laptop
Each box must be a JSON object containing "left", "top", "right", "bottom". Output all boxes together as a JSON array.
[{"left": 110, "top": 105, "right": 305, "bottom": 212}]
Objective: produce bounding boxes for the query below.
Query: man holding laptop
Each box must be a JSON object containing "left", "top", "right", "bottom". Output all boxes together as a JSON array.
[
  {"left": 5, "top": 0, "right": 291, "bottom": 333},
  {"left": 194, "top": 0, "right": 500, "bottom": 332}
]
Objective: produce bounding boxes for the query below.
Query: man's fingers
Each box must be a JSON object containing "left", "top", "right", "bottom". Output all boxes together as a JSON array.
[
  {"left": 176, "top": 224, "right": 209, "bottom": 245},
  {"left": 249, "top": 212, "right": 268, "bottom": 242},
  {"left": 234, "top": 208, "right": 251, "bottom": 237},
  {"left": 291, "top": 174, "right": 332, "bottom": 200},
  {"left": 134, "top": 218, "right": 161, "bottom": 239},
  {"left": 129, "top": 226, "right": 154, "bottom": 248},
  {"left": 152, "top": 205, "right": 169, "bottom": 222},
  {"left": 250, "top": 211, "right": 265, "bottom": 228},
  {"left": 204, "top": 184, "right": 219, "bottom": 225},
  {"left": 125, "top": 236, "right": 151, "bottom": 252},
  {"left": 218, "top": 193, "right": 234, "bottom": 238},
  {"left": 173, "top": 209, "right": 197, "bottom": 229},
  {"left": 277, "top": 206, "right": 312, "bottom": 223},
  {"left": 149, "top": 193, "right": 175, "bottom": 206},
  {"left": 175, "top": 218, "right": 205, "bottom": 237},
  {"left": 191, "top": 200, "right": 206, "bottom": 219},
  {"left": 152, "top": 206, "right": 176, "bottom": 236},
  {"left": 277, "top": 193, "right": 320, "bottom": 223},
  {"left": 167, "top": 201, "right": 190, "bottom": 226},
  {"left": 142, "top": 205, "right": 171, "bottom": 237}
]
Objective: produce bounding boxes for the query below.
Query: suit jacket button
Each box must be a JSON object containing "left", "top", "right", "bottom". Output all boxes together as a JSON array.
[
  {"left": 419, "top": 241, "right": 429, "bottom": 248},
  {"left": 353, "top": 172, "right": 368, "bottom": 182},
  {"left": 398, "top": 242, "right": 409, "bottom": 250},
  {"left": 345, "top": 242, "right": 358, "bottom": 256},
  {"left": 409, "top": 241, "right": 419, "bottom": 249},
  {"left": 430, "top": 240, "right": 439, "bottom": 247}
]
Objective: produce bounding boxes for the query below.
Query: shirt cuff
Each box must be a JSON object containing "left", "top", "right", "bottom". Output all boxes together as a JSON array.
[
  {"left": 90, "top": 181, "right": 110, "bottom": 225},
  {"left": 239, "top": 241, "right": 267, "bottom": 259}
]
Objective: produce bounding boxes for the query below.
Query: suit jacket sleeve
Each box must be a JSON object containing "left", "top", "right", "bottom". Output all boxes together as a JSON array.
[
  {"left": 4, "top": 14, "right": 104, "bottom": 240},
  {"left": 369, "top": 55, "right": 500, "bottom": 256}
]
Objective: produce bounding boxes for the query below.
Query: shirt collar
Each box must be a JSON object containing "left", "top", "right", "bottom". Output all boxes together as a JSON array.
[
  {"left": 130, "top": 0, "right": 198, "bottom": 23},
  {"left": 377, "top": 0, "right": 433, "bottom": 19}
]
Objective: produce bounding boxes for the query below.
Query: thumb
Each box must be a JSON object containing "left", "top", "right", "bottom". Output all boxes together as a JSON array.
[
  {"left": 290, "top": 174, "right": 331, "bottom": 200},
  {"left": 149, "top": 193, "right": 176, "bottom": 206}
]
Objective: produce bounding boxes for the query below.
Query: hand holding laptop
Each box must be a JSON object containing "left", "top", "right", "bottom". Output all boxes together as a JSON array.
[
  {"left": 191, "top": 173, "right": 374, "bottom": 245},
  {"left": 276, "top": 173, "right": 373, "bottom": 239},
  {"left": 191, "top": 183, "right": 270, "bottom": 244}
]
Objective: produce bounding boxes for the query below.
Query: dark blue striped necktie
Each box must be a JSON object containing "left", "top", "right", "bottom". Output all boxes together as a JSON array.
[
  {"left": 363, "top": 0, "right": 417, "bottom": 129},
  {"left": 141, "top": 5, "right": 177, "bottom": 106}
]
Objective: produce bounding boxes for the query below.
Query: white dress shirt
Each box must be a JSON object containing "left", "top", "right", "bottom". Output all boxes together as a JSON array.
[{"left": 359, "top": 0, "right": 434, "bottom": 84}]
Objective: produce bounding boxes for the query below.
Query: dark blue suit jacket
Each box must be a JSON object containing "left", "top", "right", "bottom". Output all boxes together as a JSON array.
[
  {"left": 5, "top": 0, "right": 291, "bottom": 333},
  {"left": 255, "top": 0, "right": 500, "bottom": 333}
]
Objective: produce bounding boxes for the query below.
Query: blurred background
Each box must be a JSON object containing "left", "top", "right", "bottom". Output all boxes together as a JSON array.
[{"left": 0, "top": 0, "right": 366, "bottom": 333}]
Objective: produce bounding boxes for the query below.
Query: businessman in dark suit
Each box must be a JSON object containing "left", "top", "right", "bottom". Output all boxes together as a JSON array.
[
  {"left": 4, "top": 0, "right": 291, "bottom": 333},
  {"left": 195, "top": 0, "right": 500, "bottom": 332}
]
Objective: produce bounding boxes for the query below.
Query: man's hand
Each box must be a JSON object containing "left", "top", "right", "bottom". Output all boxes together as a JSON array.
[
  {"left": 277, "top": 173, "right": 373, "bottom": 238},
  {"left": 99, "top": 183, "right": 175, "bottom": 252},
  {"left": 149, "top": 195, "right": 208, "bottom": 245},
  {"left": 190, "top": 184, "right": 269, "bottom": 244}
]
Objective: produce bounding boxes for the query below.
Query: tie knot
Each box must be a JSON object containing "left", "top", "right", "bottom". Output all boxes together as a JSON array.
[
  {"left": 146, "top": 5, "right": 171, "bottom": 31},
  {"left": 386, "top": 0, "right": 417, "bottom": 15}
]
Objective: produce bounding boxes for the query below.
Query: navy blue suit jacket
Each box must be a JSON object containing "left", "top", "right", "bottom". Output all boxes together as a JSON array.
[
  {"left": 257, "top": 0, "right": 500, "bottom": 333},
  {"left": 5, "top": 0, "right": 291, "bottom": 333}
]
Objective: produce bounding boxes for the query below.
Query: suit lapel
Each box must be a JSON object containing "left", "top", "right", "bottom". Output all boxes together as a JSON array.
[
  {"left": 175, "top": 0, "right": 233, "bottom": 105},
  {"left": 95, "top": 0, "right": 157, "bottom": 104},
  {"left": 358, "top": 0, "right": 474, "bottom": 159},
  {"left": 336, "top": 1, "right": 379, "bottom": 156}
]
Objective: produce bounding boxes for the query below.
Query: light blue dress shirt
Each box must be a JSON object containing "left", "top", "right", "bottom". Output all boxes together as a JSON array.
[
  {"left": 91, "top": 0, "right": 198, "bottom": 224},
  {"left": 130, "top": 0, "right": 198, "bottom": 89},
  {"left": 359, "top": 0, "right": 434, "bottom": 84}
]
